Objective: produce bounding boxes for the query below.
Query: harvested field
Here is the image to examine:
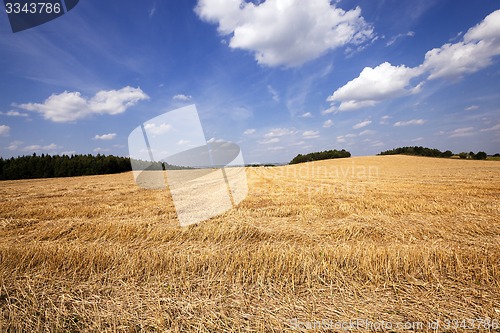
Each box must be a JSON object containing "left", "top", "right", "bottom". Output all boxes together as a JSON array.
[{"left": 0, "top": 155, "right": 499, "bottom": 332}]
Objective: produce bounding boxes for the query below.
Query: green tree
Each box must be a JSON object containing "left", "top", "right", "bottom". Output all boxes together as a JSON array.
[{"left": 474, "top": 151, "right": 487, "bottom": 160}]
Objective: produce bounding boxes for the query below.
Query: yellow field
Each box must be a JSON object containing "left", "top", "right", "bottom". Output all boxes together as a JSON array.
[{"left": 1, "top": 156, "right": 499, "bottom": 332}]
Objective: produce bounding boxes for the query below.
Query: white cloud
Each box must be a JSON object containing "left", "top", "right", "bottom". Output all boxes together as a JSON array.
[
  {"left": 393, "top": 119, "right": 426, "bottom": 126},
  {"left": 321, "top": 106, "right": 336, "bottom": 115},
  {"left": 326, "top": 10, "right": 500, "bottom": 111},
  {"left": 6, "top": 141, "right": 22, "bottom": 151},
  {"left": 323, "top": 119, "right": 333, "bottom": 128},
  {"left": 144, "top": 122, "right": 172, "bottom": 135},
  {"left": 302, "top": 130, "right": 320, "bottom": 139},
  {"left": 148, "top": 3, "right": 156, "bottom": 18},
  {"left": 195, "top": 0, "right": 374, "bottom": 67},
  {"left": 94, "top": 133, "right": 117, "bottom": 140},
  {"left": 465, "top": 105, "right": 479, "bottom": 111},
  {"left": 386, "top": 31, "right": 415, "bottom": 46},
  {"left": 352, "top": 120, "right": 371, "bottom": 129},
  {"left": 480, "top": 124, "right": 500, "bottom": 132},
  {"left": 17, "top": 86, "right": 149, "bottom": 122},
  {"left": 259, "top": 137, "right": 280, "bottom": 144},
  {"left": 327, "top": 62, "right": 422, "bottom": 111},
  {"left": 267, "top": 85, "right": 280, "bottom": 102},
  {"left": 0, "top": 110, "right": 29, "bottom": 117},
  {"left": 449, "top": 127, "right": 475, "bottom": 138},
  {"left": 177, "top": 139, "right": 190, "bottom": 145},
  {"left": 411, "top": 137, "right": 424, "bottom": 142},
  {"left": 359, "top": 129, "right": 375, "bottom": 136},
  {"left": 23, "top": 143, "right": 59, "bottom": 152},
  {"left": 244, "top": 128, "right": 256, "bottom": 135},
  {"left": 264, "top": 127, "right": 295, "bottom": 138},
  {"left": 0, "top": 125, "right": 10, "bottom": 136},
  {"left": 422, "top": 10, "right": 500, "bottom": 79},
  {"left": 61, "top": 151, "right": 76, "bottom": 156},
  {"left": 267, "top": 146, "right": 284, "bottom": 151},
  {"left": 380, "top": 115, "right": 391, "bottom": 124},
  {"left": 173, "top": 94, "right": 192, "bottom": 101},
  {"left": 94, "top": 147, "right": 110, "bottom": 153},
  {"left": 300, "top": 112, "right": 313, "bottom": 118},
  {"left": 370, "top": 140, "right": 384, "bottom": 147},
  {"left": 336, "top": 135, "right": 346, "bottom": 143}
]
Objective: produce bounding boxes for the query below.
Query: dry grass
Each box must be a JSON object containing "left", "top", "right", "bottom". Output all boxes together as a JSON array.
[{"left": 0, "top": 155, "right": 499, "bottom": 332}]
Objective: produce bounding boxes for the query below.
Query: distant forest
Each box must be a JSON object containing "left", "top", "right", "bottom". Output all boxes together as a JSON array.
[
  {"left": 290, "top": 149, "right": 351, "bottom": 165},
  {"left": 378, "top": 146, "right": 492, "bottom": 160},
  {"left": 0, "top": 154, "right": 186, "bottom": 181}
]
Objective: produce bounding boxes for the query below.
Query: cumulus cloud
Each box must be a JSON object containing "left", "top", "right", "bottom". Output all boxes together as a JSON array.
[
  {"left": 352, "top": 120, "right": 371, "bottom": 129},
  {"left": 326, "top": 10, "right": 500, "bottom": 110},
  {"left": 143, "top": 122, "right": 172, "bottom": 135},
  {"left": 323, "top": 119, "right": 333, "bottom": 128},
  {"left": 173, "top": 94, "right": 192, "bottom": 101},
  {"left": 300, "top": 112, "right": 313, "bottom": 118},
  {"left": 0, "top": 125, "right": 10, "bottom": 136},
  {"left": 195, "top": 0, "right": 374, "bottom": 67},
  {"left": 393, "top": 119, "right": 426, "bottom": 126},
  {"left": 17, "top": 86, "right": 149, "bottom": 122},
  {"left": 244, "top": 128, "right": 256, "bottom": 135},
  {"left": 422, "top": 10, "right": 500, "bottom": 79},
  {"left": 327, "top": 62, "right": 422, "bottom": 111},
  {"left": 94, "top": 133, "right": 117, "bottom": 140},
  {"left": 302, "top": 130, "right": 320, "bottom": 139}
]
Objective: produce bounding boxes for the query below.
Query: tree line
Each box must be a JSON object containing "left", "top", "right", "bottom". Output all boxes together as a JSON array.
[
  {"left": 378, "top": 146, "right": 490, "bottom": 160},
  {"left": 290, "top": 149, "right": 351, "bottom": 165},
  {"left": 0, "top": 154, "right": 187, "bottom": 181}
]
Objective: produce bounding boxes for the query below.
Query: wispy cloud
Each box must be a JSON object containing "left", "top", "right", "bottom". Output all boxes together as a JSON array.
[
  {"left": 94, "top": 133, "right": 117, "bottom": 140},
  {"left": 0, "top": 110, "right": 29, "bottom": 117},
  {"left": 267, "top": 85, "right": 280, "bottom": 102},
  {"left": 465, "top": 105, "right": 479, "bottom": 111},
  {"left": 386, "top": 31, "right": 415, "bottom": 46},
  {"left": 449, "top": 127, "right": 475, "bottom": 138},
  {"left": 394, "top": 119, "right": 426, "bottom": 126},
  {"left": 353, "top": 120, "right": 372, "bottom": 129},
  {"left": 480, "top": 124, "right": 500, "bottom": 132}
]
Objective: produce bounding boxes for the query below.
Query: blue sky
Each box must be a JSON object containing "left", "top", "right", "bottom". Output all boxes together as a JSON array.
[{"left": 0, "top": 0, "right": 499, "bottom": 163}]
